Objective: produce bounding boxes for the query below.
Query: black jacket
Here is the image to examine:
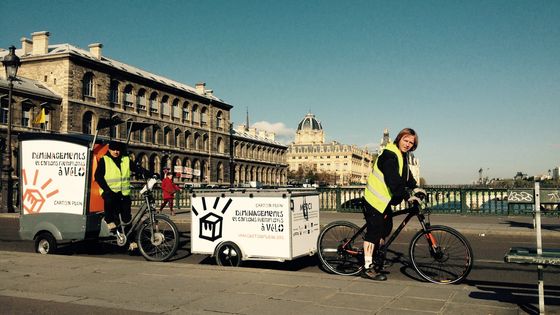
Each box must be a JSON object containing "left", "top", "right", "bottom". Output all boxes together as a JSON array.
[
  {"left": 376, "top": 149, "right": 417, "bottom": 206},
  {"left": 94, "top": 154, "right": 147, "bottom": 194}
]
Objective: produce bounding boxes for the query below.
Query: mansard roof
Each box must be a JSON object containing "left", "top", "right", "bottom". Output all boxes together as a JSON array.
[{"left": 1, "top": 44, "right": 227, "bottom": 106}]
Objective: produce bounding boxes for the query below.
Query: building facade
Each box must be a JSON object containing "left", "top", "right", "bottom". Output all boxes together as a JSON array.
[
  {"left": 232, "top": 125, "right": 287, "bottom": 186},
  {"left": 287, "top": 113, "right": 374, "bottom": 185},
  {"left": 1, "top": 31, "right": 286, "bottom": 186}
]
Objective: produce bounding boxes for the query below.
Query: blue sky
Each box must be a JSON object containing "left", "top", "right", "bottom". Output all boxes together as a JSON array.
[{"left": 1, "top": 0, "right": 559, "bottom": 184}]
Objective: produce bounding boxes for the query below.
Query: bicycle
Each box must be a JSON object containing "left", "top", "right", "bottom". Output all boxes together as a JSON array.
[
  {"left": 110, "top": 176, "right": 180, "bottom": 262},
  {"left": 317, "top": 197, "right": 474, "bottom": 284}
]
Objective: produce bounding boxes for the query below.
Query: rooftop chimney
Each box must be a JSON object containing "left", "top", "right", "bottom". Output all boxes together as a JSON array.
[
  {"left": 195, "top": 82, "right": 206, "bottom": 94},
  {"left": 31, "top": 31, "right": 50, "bottom": 55},
  {"left": 88, "top": 43, "right": 103, "bottom": 59},
  {"left": 21, "top": 37, "right": 33, "bottom": 55}
]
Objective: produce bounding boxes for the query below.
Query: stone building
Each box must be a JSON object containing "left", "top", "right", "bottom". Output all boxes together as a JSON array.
[
  {"left": 1, "top": 31, "right": 287, "bottom": 186},
  {"left": 287, "top": 113, "right": 374, "bottom": 185},
  {"left": 232, "top": 125, "right": 287, "bottom": 186}
]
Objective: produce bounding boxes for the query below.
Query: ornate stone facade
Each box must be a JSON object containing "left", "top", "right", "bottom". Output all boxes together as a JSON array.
[
  {"left": 232, "top": 125, "right": 287, "bottom": 186},
  {"left": 1, "top": 31, "right": 287, "bottom": 186},
  {"left": 287, "top": 113, "right": 374, "bottom": 185}
]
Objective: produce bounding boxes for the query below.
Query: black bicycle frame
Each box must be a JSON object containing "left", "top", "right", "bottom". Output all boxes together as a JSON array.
[
  {"left": 116, "top": 189, "right": 156, "bottom": 242},
  {"left": 343, "top": 204, "right": 431, "bottom": 258}
]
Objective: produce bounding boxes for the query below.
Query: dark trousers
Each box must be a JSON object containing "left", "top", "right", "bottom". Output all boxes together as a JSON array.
[
  {"left": 362, "top": 202, "right": 393, "bottom": 245},
  {"left": 103, "top": 192, "right": 132, "bottom": 225},
  {"left": 160, "top": 198, "right": 175, "bottom": 212}
]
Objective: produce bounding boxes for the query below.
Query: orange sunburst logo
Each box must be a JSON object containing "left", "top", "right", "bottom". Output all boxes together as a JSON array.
[{"left": 21, "top": 169, "right": 59, "bottom": 214}]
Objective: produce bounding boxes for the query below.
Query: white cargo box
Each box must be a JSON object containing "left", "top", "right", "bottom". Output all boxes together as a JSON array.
[{"left": 191, "top": 189, "right": 320, "bottom": 262}]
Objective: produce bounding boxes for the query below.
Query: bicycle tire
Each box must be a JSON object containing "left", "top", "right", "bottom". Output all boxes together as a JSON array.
[
  {"left": 409, "top": 225, "right": 473, "bottom": 284},
  {"left": 317, "top": 221, "right": 365, "bottom": 276},
  {"left": 137, "top": 214, "right": 180, "bottom": 262}
]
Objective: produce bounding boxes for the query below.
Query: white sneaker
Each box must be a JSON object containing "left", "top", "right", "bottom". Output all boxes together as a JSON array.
[{"left": 128, "top": 242, "right": 138, "bottom": 251}]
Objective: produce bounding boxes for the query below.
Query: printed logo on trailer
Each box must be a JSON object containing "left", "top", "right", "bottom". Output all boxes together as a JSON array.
[
  {"left": 300, "top": 196, "right": 311, "bottom": 220},
  {"left": 192, "top": 196, "right": 233, "bottom": 242},
  {"left": 21, "top": 168, "right": 59, "bottom": 214}
]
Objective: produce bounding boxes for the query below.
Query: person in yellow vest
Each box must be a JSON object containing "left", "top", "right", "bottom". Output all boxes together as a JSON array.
[
  {"left": 94, "top": 140, "right": 144, "bottom": 250},
  {"left": 362, "top": 128, "right": 425, "bottom": 281}
]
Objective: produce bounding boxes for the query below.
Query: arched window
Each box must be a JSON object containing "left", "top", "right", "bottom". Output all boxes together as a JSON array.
[
  {"left": 21, "top": 101, "right": 34, "bottom": 127},
  {"left": 200, "top": 107, "right": 208, "bottom": 125},
  {"left": 192, "top": 104, "right": 198, "bottom": 123},
  {"left": 217, "top": 137, "right": 224, "bottom": 153},
  {"left": 162, "top": 95, "right": 170, "bottom": 116},
  {"left": 82, "top": 111, "right": 94, "bottom": 134},
  {"left": 136, "top": 89, "right": 146, "bottom": 110},
  {"left": 152, "top": 126, "right": 160, "bottom": 144},
  {"left": 194, "top": 133, "right": 201, "bottom": 150},
  {"left": 175, "top": 129, "right": 181, "bottom": 147},
  {"left": 164, "top": 127, "right": 171, "bottom": 146},
  {"left": 1, "top": 98, "right": 8, "bottom": 123},
  {"left": 109, "top": 122, "right": 118, "bottom": 139},
  {"left": 172, "top": 98, "right": 180, "bottom": 120},
  {"left": 82, "top": 72, "right": 94, "bottom": 98},
  {"left": 201, "top": 160, "right": 208, "bottom": 182},
  {"left": 182, "top": 102, "right": 190, "bottom": 121},
  {"left": 217, "top": 162, "right": 224, "bottom": 183},
  {"left": 149, "top": 92, "right": 158, "bottom": 114},
  {"left": 184, "top": 130, "right": 191, "bottom": 149},
  {"left": 110, "top": 80, "right": 119, "bottom": 104},
  {"left": 124, "top": 84, "right": 134, "bottom": 108},
  {"left": 193, "top": 159, "right": 201, "bottom": 182},
  {"left": 202, "top": 134, "right": 209, "bottom": 151},
  {"left": 216, "top": 110, "right": 223, "bottom": 129}
]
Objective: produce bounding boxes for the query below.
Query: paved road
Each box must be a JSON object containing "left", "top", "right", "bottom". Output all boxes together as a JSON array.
[
  {"left": 1, "top": 212, "right": 559, "bottom": 286},
  {"left": 1, "top": 211, "right": 560, "bottom": 314}
]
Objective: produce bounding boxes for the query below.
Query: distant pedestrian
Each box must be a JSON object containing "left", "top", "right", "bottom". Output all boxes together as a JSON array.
[{"left": 159, "top": 172, "right": 181, "bottom": 216}]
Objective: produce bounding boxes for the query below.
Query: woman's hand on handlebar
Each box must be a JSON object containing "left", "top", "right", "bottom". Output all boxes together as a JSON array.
[{"left": 407, "top": 195, "right": 422, "bottom": 206}]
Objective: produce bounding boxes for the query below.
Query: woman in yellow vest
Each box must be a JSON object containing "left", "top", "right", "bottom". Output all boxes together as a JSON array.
[{"left": 362, "top": 128, "right": 421, "bottom": 281}]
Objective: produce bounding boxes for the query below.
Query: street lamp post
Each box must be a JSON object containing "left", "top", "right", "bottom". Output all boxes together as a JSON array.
[
  {"left": 2, "top": 46, "right": 21, "bottom": 213},
  {"left": 229, "top": 123, "right": 235, "bottom": 187}
]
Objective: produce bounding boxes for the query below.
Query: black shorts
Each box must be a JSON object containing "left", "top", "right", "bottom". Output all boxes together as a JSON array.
[{"left": 362, "top": 202, "right": 393, "bottom": 244}]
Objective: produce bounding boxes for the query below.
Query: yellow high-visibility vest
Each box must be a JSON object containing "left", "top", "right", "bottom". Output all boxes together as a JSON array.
[
  {"left": 364, "top": 143, "right": 403, "bottom": 213},
  {"left": 99, "top": 155, "right": 131, "bottom": 196}
]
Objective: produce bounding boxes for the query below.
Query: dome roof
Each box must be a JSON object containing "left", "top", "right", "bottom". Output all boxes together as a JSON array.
[{"left": 297, "top": 113, "right": 323, "bottom": 131}]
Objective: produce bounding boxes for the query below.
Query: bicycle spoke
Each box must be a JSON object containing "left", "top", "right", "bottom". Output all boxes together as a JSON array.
[
  {"left": 409, "top": 226, "right": 473, "bottom": 284},
  {"left": 317, "top": 221, "right": 364, "bottom": 276},
  {"left": 137, "top": 216, "right": 179, "bottom": 262}
]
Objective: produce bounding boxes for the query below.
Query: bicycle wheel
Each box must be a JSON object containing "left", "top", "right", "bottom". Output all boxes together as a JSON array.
[
  {"left": 317, "top": 221, "right": 365, "bottom": 276},
  {"left": 409, "top": 225, "right": 473, "bottom": 284},
  {"left": 137, "top": 214, "right": 180, "bottom": 262}
]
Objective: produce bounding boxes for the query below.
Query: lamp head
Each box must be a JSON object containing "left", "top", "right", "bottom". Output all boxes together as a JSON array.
[{"left": 3, "top": 46, "right": 21, "bottom": 80}]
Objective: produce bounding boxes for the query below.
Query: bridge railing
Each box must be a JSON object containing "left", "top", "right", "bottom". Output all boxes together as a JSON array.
[{"left": 128, "top": 184, "right": 559, "bottom": 216}]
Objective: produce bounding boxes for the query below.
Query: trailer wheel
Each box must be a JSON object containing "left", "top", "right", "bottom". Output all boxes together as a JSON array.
[
  {"left": 35, "top": 232, "right": 57, "bottom": 254},
  {"left": 214, "top": 241, "right": 242, "bottom": 267}
]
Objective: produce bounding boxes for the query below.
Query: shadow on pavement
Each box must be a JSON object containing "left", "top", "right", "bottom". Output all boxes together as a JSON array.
[
  {"left": 502, "top": 220, "right": 560, "bottom": 232},
  {"left": 463, "top": 279, "right": 560, "bottom": 315}
]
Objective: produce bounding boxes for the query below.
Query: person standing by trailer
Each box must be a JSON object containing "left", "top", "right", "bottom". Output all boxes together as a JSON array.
[
  {"left": 94, "top": 140, "right": 143, "bottom": 232},
  {"left": 362, "top": 128, "right": 423, "bottom": 281},
  {"left": 159, "top": 172, "right": 181, "bottom": 216}
]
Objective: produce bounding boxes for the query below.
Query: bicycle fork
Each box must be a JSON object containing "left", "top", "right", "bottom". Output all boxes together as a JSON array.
[{"left": 419, "top": 218, "right": 441, "bottom": 256}]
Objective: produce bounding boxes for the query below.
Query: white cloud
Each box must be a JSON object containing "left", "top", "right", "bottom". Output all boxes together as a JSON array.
[{"left": 251, "top": 121, "right": 295, "bottom": 145}]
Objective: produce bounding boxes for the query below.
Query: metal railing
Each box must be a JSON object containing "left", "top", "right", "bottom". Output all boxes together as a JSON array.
[{"left": 127, "top": 184, "right": 558, "bottom": 216}]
